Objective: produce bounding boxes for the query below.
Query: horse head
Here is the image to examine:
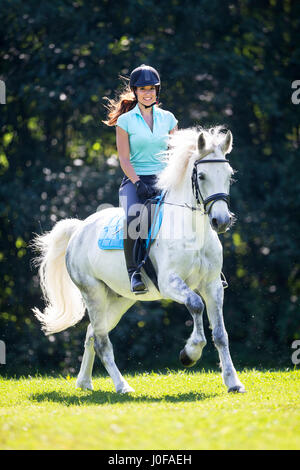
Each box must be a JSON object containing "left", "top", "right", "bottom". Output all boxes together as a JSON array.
[
  {"left": 193, "top": 127, "right": 235, "bottom": 233},
  {"left": 156, "top": 126, "right": 236, "bottom": 234}
]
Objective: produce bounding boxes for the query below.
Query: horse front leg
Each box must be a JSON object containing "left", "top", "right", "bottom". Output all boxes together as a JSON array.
[
  {"left": 202, "top": 278, "right": 246, "bottom": 393},
  {"left": 161, "top": 272, "right": 207, "bottom": 367}
]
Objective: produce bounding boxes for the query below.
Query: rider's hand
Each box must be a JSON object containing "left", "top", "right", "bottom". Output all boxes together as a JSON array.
[{"left": 134, "top": 180, "right": 155, "bottom": 200}]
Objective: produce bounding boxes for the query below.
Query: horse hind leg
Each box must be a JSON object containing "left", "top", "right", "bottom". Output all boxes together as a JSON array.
[
  {"left": 76, "top": 277, "right": 135, "bottom": 393},
  {"left": 93, "top": 334, "right": 135, "bottom": 393},
  {"left": 76, "top": 324, "right": 134, "bottom": 393},
  {"left": 76, "top": 323, "right": 95, "bottom": 390}
]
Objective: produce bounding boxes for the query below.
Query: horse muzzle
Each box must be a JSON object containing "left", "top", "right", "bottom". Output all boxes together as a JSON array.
[{"left": 210, "top": 212, "right": 232, "bottom": 233}]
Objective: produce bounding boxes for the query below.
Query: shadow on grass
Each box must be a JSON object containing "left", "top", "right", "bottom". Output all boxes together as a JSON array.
[{"left": 29, "top": 389, "right": 219, "bottom": 406}]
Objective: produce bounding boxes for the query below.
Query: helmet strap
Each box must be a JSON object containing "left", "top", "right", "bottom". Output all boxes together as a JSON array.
[{"left": 141, "top": 100, "right": 156, "bottom": 109}]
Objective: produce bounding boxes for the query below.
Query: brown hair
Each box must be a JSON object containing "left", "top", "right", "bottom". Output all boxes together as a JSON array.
[{"left": 102, "top": 79, "right": 137, "bottom": 127}]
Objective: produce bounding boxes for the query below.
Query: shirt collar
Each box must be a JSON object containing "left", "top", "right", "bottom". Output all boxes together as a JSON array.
[{"left": 133, "top": 103, "right": 157, "bottom": 117}]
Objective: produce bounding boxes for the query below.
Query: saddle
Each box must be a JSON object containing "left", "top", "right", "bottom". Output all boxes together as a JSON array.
[{"left": 98, "top": 192, "right": 166, "bottom": 291}]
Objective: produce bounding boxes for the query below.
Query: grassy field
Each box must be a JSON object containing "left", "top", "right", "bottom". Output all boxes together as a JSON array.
[{"left": 0, "top": 369, "right": 299, "bottom": 450}]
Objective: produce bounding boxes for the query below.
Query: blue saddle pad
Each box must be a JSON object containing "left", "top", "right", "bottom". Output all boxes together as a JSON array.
[
  {"left": 98, "top": 214, "right": 125, "bottom": 250},
  {"left": 98, "top": 193, "right": 165, "bottom": 250}
]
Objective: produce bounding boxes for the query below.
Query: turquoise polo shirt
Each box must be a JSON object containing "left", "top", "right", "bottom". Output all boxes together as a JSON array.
[{"left": 116, "top": 103, "right": 178, "bottom": 175}]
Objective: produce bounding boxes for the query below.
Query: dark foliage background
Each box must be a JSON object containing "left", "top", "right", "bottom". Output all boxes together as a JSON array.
[{"left": 0, "top": 0, "right": 299, "bottom": 376}]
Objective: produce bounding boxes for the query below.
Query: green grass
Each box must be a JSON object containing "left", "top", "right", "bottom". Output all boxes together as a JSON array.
[{"left": 0, "top": 369, "right": 300, "bottom": 450}]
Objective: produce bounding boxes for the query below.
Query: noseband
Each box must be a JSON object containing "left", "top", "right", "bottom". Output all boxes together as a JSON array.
[{"left": 191, "top": 159, "right": 230, "bottom": 214}]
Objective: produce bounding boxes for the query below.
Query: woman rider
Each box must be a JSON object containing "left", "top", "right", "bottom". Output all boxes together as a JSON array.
[{"left": 103, "top": 65, "right": 178, "bottom": 293}]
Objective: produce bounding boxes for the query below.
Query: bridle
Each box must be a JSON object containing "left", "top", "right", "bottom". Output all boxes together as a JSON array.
[
  {"left": 149, "top": 157, "right": 231, "bottom": 214},
  {"left": 191, "top": 158, "right": 230, "bottom": 214}
]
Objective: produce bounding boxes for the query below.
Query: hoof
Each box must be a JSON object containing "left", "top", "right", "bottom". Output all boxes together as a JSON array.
[
  {"left": 179, "top": 348, "right": 196, "bottom": 368},
  {"left": 228, "top": 385, "right": 246, "bottom": 393},
  {"left": 117, "top": 384, "right": 135, "bottom": 394},
  {"left": 76, "top": 378, "right": 93, "bottom": 391}
]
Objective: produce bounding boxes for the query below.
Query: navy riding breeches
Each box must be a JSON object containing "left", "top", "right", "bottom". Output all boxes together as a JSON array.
[{"left": 119, "top": 174, "right": 159, "bottom": 240}]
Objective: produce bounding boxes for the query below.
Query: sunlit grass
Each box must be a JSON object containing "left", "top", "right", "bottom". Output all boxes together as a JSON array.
[{"left": 0, "top": 369, "right": 300, "bottom": 450}]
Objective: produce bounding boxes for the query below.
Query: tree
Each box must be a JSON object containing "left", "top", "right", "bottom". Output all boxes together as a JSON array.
[{"left": 0, "top": 0, "right": 299, "bottom": 375}]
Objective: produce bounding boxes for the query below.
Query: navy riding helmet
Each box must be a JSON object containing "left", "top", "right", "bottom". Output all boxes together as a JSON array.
[{"left": 129, "top": 64, "right": 161, "bottom": 107}]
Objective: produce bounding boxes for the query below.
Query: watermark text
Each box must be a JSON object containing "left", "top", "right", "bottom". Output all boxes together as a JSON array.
[
  {"left": 291, "top": 80, "right": 300, "bottom": 105},
  {"left": 291, "top": 340, "right": 300, "bottom": 365},
  {"left": 0, "top": 80, "right": 6, "bottom": 104},
  {"left": 0, "top": 340, "right": 6, "bottom": 364}
]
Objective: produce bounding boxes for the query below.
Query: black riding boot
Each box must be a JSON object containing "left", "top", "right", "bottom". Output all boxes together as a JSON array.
[{"left": 123, "top": 228, "right": 147, "bottom": 294}]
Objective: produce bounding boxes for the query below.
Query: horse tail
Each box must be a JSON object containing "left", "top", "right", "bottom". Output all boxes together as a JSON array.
[{"left": 32, "top": 218, "right": 85, "bottom": 336}]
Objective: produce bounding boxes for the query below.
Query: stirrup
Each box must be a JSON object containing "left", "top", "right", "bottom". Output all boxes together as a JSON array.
[{"left": 221, "top": 272, "right": 228, "bottom": 289}]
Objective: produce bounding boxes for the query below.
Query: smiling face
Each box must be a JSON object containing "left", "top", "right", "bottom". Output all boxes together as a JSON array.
[{"left": 135, "top": 85, "right": 157, "bottom": 106}]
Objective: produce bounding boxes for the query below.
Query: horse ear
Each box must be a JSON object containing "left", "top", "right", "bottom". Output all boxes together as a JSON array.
[
  {"left": 222, "top": 130, "right": 233, "bottom": 154},
  {"left": 198, "top": 132, "right": 206, "bottom": 153}
]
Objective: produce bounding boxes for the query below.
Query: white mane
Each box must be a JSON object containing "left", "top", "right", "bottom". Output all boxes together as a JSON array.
[{"left": 156, "top": 126, "right": 231, "bottom": 192}]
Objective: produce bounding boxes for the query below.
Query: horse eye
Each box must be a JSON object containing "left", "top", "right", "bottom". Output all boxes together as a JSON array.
[{"left": 198, "top": 173, "right": 205, "bottom": 180}]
